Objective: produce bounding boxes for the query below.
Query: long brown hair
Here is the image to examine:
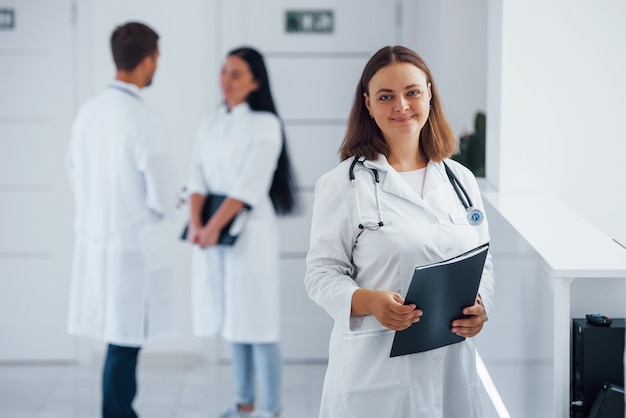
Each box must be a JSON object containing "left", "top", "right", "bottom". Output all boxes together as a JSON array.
[{"left": 339, "top": 45, "right": 458, "bottom": 162}]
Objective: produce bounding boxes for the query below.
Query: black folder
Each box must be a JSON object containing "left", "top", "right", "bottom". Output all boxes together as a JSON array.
[
  {"left": 180, "top": 194, "right": 251, "bottom": 246},
  {"left": 389, "top": 243, "right": 489, "bottom": 357}
]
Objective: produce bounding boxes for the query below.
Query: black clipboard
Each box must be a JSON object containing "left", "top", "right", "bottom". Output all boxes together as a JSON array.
[
  {"left": 389, "top": 243, "right": 489, "bottom": 357},
  {"left": 180, "top": 194, "right": 251, "bottom": 246}
]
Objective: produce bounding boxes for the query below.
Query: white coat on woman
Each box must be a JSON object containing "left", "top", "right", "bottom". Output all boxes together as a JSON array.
[
  {"left": 66, "top": 80, "right": 177, "bottom": 347},
  {"left": 187, "top": 102, "right": 282, "bottom": 343},
  {"left": 305, "top": 154, "right": 495, "bottom": 418}
]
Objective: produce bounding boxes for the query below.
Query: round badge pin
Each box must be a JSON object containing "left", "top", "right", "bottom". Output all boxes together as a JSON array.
[{"left": 467, "top": 208, "right": 484, "bottom": 226}]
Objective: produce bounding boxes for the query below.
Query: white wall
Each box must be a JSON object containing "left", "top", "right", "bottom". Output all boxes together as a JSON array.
[
  {"left": 476, "top": 0, "right": 626, "bottom": 414},
  {"left": 410, "top": 0, "right": 489, "bottom": 136},
  {"left": 0, "top": 0, "right": 490, "bottom": 362},
  {"left": 487, "top": 0, "right": 626, "bottom": 242},
  {"left": 0, "top": 0, "right": 75, "bottom": 360}
]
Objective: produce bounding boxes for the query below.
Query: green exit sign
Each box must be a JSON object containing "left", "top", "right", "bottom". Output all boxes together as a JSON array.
[
  {"left": 286, "top": 10, "right": 333, "bottom": 34},
  {"left": 0, "top": 8, "right": 15, "bottom": 30}
]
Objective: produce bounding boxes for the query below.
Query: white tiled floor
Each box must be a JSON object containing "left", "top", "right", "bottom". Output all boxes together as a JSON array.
[
  {"left": 0, "top": 355, "right": 325, "bottom": 418},
  {"left": 0, "top": 355, "right": 503, "bottom": 418}
]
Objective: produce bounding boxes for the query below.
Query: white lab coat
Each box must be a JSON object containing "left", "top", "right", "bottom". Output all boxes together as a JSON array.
[
  {"left": 187, "top": 103, "right": 282, "bottom": 343},
  {"left": 305, "top": 154, "right": 495, "bottom": 418},
  {"left": 66, "top": 80, "right": 177, "bottom": 347}
]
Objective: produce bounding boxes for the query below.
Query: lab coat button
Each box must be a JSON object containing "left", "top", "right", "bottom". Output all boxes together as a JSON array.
[
  {"left": 429, "top": 217, "right": 437, "bottom": 224},
  {"left": 435, "top": 402, "right": 442, "bottom": 409}
]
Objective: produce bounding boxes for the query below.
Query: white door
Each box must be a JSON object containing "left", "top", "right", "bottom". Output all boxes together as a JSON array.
[
  {"left": 218, "top": 0, "right": 403, "bottom": 361},
  {"left": 0, "top": 0, "right": 75, "bottom": 360}
]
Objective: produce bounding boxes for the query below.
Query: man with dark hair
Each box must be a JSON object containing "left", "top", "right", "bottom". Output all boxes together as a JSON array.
[
  {"left": 66, "top": 22, "right": 177, "bottom": 418},
  {"left": 110, "top": 22, "right": 159, "bottom": 74}
]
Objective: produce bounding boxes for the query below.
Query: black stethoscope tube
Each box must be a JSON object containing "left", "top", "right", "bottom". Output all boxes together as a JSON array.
[
  {"left": 443, "top": 161, "right": 473, "bottom": 210},
  {"left": 349, "top": 156, "right": 484, "bottom": 228},
  {"left": 349, "top": 157, "right": 384, "bottom": 230}
]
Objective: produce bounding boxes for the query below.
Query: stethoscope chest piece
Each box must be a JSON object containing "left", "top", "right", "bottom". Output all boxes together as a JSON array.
[
  {"left": 443, "top": 160, "right": 484, "bottom": 227},
  {"left": 467, "top": 208, "right": 484, "bottom": 226}
]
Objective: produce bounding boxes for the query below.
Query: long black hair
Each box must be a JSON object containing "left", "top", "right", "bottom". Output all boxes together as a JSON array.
[{"left": 228, "top": 46, "right": 298, "bottom": 215}]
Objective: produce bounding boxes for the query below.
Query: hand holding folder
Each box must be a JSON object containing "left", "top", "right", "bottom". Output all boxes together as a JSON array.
[
  {"left": 180, "top": 194, "right": 251, "bottom": 246},
  {"left": 390, "top": 243, "right": 489, "bottom": 357}
]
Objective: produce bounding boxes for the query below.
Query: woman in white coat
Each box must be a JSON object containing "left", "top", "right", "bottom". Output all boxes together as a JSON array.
[
  {"left": 305, "top": 46, "right": 495, "bottom": 418},
  {"left": 186, "top": 47, "right": 297, "bottom": 418}
]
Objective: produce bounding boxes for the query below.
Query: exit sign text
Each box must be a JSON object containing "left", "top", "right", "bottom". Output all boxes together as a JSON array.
[{"left": 286, "top": 10, "right": 333, "bottom": 34}]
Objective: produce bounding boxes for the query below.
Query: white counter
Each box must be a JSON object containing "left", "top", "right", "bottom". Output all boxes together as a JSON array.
[{"left": 481, "top": 190, "right": 626, "bottom": 417}]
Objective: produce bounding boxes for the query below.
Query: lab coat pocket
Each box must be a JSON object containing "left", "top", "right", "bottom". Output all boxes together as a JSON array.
[
  {"left": 337, "top": 328, "right": 410, "bottom": 415},
  {"left": 340, "top": 383, "right": 410, "bottom": 418},
  {"left": 448, "top": 212, "right": 469, "bottom": 225}
]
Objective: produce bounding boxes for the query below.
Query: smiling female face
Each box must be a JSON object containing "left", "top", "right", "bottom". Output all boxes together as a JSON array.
[{"left": 364, "top": 62, "right": 432, "bottom": 145}]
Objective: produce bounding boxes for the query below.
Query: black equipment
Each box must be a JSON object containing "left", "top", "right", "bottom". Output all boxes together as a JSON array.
[
  {"left": 571, "top": 317, "right": 624, "bottom": 418},
  {"left": 588, "top": 382, "right": 624, "bottom": 418}
]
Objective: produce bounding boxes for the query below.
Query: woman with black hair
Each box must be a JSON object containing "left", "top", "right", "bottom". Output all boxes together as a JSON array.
[{"left": 186, "top": 46, "right": 297, "bottom": 418}]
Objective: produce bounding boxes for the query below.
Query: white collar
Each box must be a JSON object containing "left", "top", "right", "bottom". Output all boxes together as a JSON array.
[
  {"left": 222, "top": 101, "right": 251, "bottom": 116},
  {"left": 108, "top": 80, "right": 142, "bottom": 100}
]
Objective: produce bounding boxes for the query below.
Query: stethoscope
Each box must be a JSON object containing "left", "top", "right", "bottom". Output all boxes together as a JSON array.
[
  {"left": 348, "top": 156, "right": 484, "bottom": 230},
  {"left": 108, "top": 83, "right": 142, "bottom": 101}
]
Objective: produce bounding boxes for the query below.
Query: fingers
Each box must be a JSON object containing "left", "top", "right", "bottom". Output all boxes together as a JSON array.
[
  {"left": 194, "top": 225, "right": 220, "bottom": 248},
  {"left": 450, "top": 301, "right": 486, "bottom": 337},
  {"left": 380, "top": 314, "right": 420, "bottom": 331},
  {"left": 388, "top": 293, "right": 421, "bottom": 315},
  {"left": 390, "top": 308, "right": 422, "bottom": 330},
  {"left": 374, "top": 292, "right": 423, "bottom": 331},
  {"left": 199, "top": 235, "right": 216, "bottom": 248},
  {"left": 451, "top": 321, "right": 483, "bottom": 338},
  {"left": 188, "top": 224, "right": 204, "bottom": 246},
  {"left": 462, "top": 303, "right": 484, "bottom": 317}
]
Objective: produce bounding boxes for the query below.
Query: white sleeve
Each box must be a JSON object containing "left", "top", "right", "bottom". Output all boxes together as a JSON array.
[
  {"left": 186, "top": 119, "right": 209, "bottom": 196},
  {"left": 228, "top": 114, "right": 282, "bottom": 207},
  {"left": 305, "top": 171, "right": 361, "bottom": 331},
  {"left": 136, "top": 115, "right": 176, "bottom": 219}
]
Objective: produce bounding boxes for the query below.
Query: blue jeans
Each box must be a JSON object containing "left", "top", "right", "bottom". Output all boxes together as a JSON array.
[
  {"left": 102, "top": 344, "right": 141, "bottom": 418},
  {"left": 231, "top": 342, "right": 282, "bottom": 415}
]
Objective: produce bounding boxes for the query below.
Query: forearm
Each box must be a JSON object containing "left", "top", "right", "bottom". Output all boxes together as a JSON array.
[
  {"left": 206, "top": 197, "right": 246, "bottom": 231},
  {"left": 189, "top": 194, "right": 205, "bottom": 227}
]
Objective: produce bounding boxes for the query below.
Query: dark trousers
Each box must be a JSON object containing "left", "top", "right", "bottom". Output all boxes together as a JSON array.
[{"left": 102, "top": 343, "right": 141, "bottom": 418}]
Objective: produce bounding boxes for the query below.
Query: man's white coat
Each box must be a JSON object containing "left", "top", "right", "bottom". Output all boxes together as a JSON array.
[{"left": 67, "top": 81, "right": 177, "bottom": 346}]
